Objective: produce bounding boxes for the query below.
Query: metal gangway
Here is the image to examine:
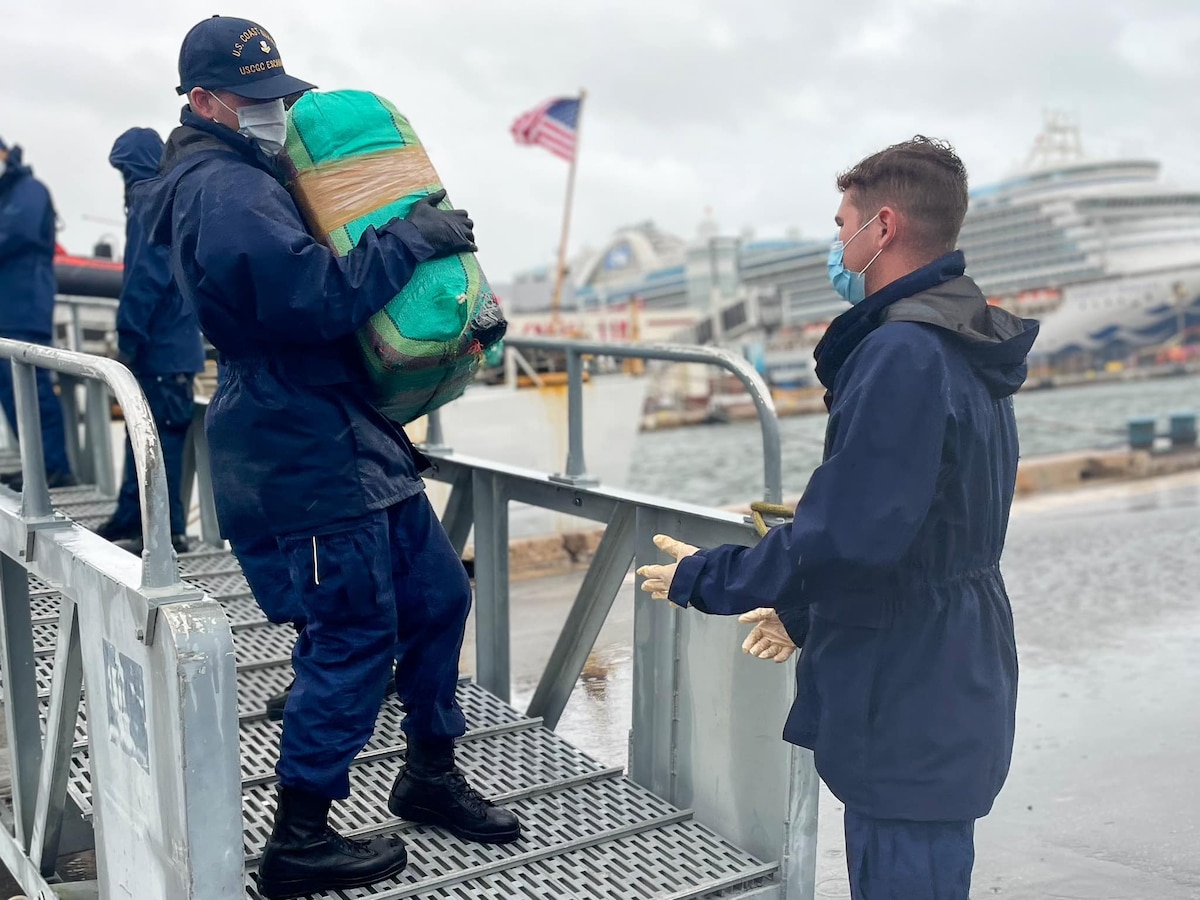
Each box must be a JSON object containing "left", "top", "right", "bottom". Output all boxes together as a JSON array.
[{"left": 0, "top": 332, "right": 819, "bottom": 899}]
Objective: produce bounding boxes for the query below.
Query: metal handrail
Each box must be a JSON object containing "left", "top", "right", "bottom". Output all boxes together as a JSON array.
[
  {"left": 0, "top": 339, "right": 179, "bottom": 591},
  {"left": 437, "top": 336, "right": 785, "bottom": 504}
]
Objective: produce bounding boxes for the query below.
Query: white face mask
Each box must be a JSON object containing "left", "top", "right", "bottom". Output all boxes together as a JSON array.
[{"left": 212, "top": 95, "right": 288, "bottom": 157}]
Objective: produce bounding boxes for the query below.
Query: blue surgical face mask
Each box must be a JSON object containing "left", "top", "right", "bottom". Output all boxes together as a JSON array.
[{"left": 828, "top": 212, "right": 884, "bottom": 305}]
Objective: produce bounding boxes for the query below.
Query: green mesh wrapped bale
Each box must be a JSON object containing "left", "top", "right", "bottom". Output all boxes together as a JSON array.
[{"left": 280, "top": 89, "right": 505, "bottom": 423}]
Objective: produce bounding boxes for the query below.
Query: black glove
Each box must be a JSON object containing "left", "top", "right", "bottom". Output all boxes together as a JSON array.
[{"left": 404, "top": 189, "right": 477, "bottom": 258}]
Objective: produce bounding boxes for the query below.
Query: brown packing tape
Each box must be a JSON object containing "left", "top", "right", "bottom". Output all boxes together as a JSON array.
[{"left": 289, "top": 146, "right": 442, "bottom": 239}]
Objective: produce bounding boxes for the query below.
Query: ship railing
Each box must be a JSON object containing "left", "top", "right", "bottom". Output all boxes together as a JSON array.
[
  {"left": 0, "top": 296, "right": 122, "bottom": 492},
  {"left": 0, "top": 339, "right": 241, "bottom": 898},
  {"left": 410, "top": 449, "right": 818, "bottom": 896},
  {"left": 428, "top": 336, "right": 785, "bottom": 504},
  {"left": 54, "top": 295, "right": 119, "bottom": 357}
]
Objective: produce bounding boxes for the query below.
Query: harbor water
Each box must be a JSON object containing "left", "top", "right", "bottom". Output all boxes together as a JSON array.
[{"left": 626, "top": 372, "right": 1200, "bottom": 506}]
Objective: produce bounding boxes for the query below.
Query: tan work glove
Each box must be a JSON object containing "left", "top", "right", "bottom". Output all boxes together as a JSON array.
[
  {"left": 636, "top": 534, "right": 699, "bottom": 600},
  {"left": 739, "top": 608, "right": 797, "bottom": 662}
]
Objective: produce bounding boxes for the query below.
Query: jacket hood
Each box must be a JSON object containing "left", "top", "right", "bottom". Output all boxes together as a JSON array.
[
  {"left": 884, "top": 277, "right": 1040, "bottom": 398},
  {"left": 109, "top": 128, "right": 164, "bottom": 188},
  {"left": 0, "top": 145, "right": 33, "bottom": 194},
  {"left": 139, "top": 107, "right": 271, "bottom": 247}
]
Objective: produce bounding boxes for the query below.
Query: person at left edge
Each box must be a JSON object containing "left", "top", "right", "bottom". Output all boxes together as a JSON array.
[
  {"left": 139, "top": 15, "right": 518, "bottom": 900},
  {"left": 0, "top": 136, "right": 76, "bottom": 490},
  {"left": 95, "top": 128, "right": 205, "bottom": 555}
]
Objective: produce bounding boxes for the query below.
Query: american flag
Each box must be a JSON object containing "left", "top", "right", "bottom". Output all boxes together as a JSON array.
[{"left": 511, "top": 97, "right": 581, "bottom": 161}]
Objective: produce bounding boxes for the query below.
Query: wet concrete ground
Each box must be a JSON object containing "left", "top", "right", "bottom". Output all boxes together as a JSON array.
[
  {"left": 464, "top": 470, "right": 1200, "bottom": 898},
  {"left": 968, "top": 472, "right": 1200, "bottom": 899}
]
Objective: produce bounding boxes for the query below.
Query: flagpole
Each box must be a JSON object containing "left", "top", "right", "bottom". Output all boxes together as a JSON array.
[{"left": 550, "top": 89, "right": 586, "bottom": 332}]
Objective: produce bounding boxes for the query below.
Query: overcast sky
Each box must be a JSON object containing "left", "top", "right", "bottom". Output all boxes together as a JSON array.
[{"left": 3, "top": 0, "right": 1199, "bottom": 282}]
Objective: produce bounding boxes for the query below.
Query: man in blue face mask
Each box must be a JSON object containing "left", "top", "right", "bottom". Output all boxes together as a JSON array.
[
  {"left": 639, "top": 137, "right": 1040, "bottom": 900},
  {"left": 827, "top": 211, "right": 885, "bottom": 305},
  {"left": 137, "top": 15, "right": 519, "bottom": 899}
]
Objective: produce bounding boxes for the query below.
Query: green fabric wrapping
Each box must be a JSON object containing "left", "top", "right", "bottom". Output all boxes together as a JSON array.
[{"left": 281, "top": 89, "right": 504, "bottom": 424}]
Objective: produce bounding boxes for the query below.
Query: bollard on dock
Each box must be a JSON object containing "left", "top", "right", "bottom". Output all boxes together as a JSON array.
[
  {"left": 1128, "top": 416, "right": 1157, "bottom": 451},
  {"left": 1169, "top": 411, "right": 1197, "bottom": 449}
]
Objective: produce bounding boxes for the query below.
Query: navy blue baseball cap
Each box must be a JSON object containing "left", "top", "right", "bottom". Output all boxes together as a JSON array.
[{"left": 176, "top": 16, "right": 316, "bottom": 100}]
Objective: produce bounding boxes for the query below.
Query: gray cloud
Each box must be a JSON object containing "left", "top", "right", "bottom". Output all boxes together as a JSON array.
[{"left": 3, "top": 0, "right": 1199, "bottom": 282}]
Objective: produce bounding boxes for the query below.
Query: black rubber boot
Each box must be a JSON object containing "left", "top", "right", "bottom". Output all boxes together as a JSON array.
[
  {"left": 255, "top": 786, "right": 407, "bottom": 899},
  {"left": 265, "top": 679, "right": 295, "bottom": 722},
  {"left": 387, "top": 739, "right": 521, "bottom": 844},
  {"left": 5, "top": 471, "right": 77, "bottom": 493},
  {"left": 94, "top": 517, "right": 138, "bottom": 541},
  {"left": 103, "top": 529, "right": 191, "bottom": 556}
]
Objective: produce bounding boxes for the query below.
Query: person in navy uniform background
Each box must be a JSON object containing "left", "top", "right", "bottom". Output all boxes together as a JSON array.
[
  {"left": 0, "top": 136, "right": 75, "bottom": 490},
  {"left": 96, "top": 127, "right": 205, "bottom": 554},
  {"left": 139, "top": 16, "right": 519, "bottom": 899},
  {"left": 639, "top": 137, "right": 1039, "bottom": 900}
]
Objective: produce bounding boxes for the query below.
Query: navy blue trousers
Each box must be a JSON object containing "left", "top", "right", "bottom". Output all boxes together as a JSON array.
[
  {"left": 274, "top": 493, "right": 471, "bottom": 798},
  {"left": 107, "top": 374, "right": 195, "bottom": 537},
  {"left": 844, "top": 810, "right": 975, "bottom": 900},
  {"left": 232, "top": 532, "right": 306, "bottom": 627},
  {"left": 0, "top": 333, "right": 72, "bottom": 477}
]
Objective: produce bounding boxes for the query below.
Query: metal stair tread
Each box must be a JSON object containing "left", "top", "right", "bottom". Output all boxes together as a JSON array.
[
  {"left": 237, "top": 687, "right": 775, "bottom": 898},
  {"left": 240, "top": 713, "right": 615, "bottom": 858},
  {"left": 63, "top": 681, "right": 535, "bottom": 816},
  {"left": 243, "top": 816, "right": 775, "bottom": 900}
]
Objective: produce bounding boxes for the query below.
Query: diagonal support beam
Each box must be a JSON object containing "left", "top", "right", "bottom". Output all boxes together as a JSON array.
[
  {"left": 0, "top": 553, "right": 45, "bottom": 850},
  {"left": 526, "top": 504, "right": 635, "bottom": 730},
  {"left": 472, "top": 470, "right": 510, "bottom": 700},
  {"left": 30, "top": 599, "right": 85, "bottom": 873},
  {"left": 439, "top": 468, "right": 474, "bottom": 559}
]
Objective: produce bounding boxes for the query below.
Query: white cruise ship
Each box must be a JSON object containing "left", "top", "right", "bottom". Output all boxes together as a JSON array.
[{"left": 750, "top": 117, "right": 1200, "bottom": 381}]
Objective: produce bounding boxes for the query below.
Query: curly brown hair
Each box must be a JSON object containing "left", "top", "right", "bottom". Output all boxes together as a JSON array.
[{"left": 837, "top": 136, "right": 969, "bottom": 256}]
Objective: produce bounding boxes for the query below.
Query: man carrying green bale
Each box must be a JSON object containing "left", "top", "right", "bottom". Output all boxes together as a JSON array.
[{"left": 140, "top": 15, "right": 520, "bottom": 898}]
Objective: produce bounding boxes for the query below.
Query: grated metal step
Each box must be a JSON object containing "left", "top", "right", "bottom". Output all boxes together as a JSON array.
[{"left": 24, "top": 526, "right": 777, "bottom": 897}]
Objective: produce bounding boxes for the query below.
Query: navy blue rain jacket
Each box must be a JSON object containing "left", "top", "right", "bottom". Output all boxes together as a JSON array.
[
  {"left": 139, "top": 109, "right": 437, "bottom": 542},
  {"left": 670, "top": 252, "right": 1039, "bottom": 822},
  {"left": 0, "top": 146, "right": 57, "bottom": 338},
  {"left": 110, "top": 128, "right": 205, "bottom": 377}
]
